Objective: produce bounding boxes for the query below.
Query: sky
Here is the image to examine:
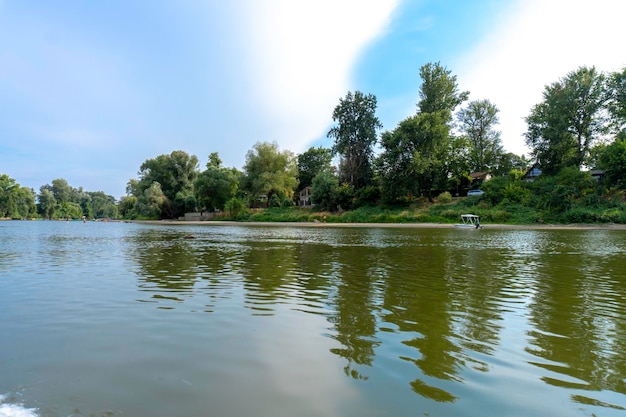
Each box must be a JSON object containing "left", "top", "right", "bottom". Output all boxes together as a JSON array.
[{"left": 1, "top": 0, "right": 624, "bottom": 199}]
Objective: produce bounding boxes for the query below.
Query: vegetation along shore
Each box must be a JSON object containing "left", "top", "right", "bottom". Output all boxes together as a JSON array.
[{"left": 1, "top": 62, "right": 625, "bottom": 225}]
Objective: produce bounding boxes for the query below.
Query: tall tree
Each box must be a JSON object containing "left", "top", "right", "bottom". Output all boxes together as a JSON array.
[
  {"left": 417, "top": 61, "right": 469, "bottom": 118},
  {"left": 378, "top": 63, "right": 469, "bottom": 202},
  {"left": 457, "top": 99, "right": 503, "bottom": 172},
  {"left": 242, "top": 142, "right": 298, "bottom": 206},
  {"left": 607, "top": 67, "right": 626, "bottom": 137},
  {"left": 327, "top": 91, "right": 382, "bottom": 189},
  {"left": 525, "top": 66, "right": 608, "bottom": 174},
  {"left": 296, "top": 146, "right": 334, "bottom": 191}
]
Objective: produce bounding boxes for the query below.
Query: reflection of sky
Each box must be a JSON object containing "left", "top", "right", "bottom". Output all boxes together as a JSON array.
[
  {"left": 248, "top": 304, "right": 366, "bottom": 417},
  {"left": 4, "top": 223, "right": 626, "bottom": 416}
]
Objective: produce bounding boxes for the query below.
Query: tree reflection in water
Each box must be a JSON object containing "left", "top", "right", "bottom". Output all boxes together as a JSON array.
[{"left": 127, "top": 225, "right": 626, "bottom": 411}]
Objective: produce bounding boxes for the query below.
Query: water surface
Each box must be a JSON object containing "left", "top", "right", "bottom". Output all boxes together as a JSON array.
[{"left": 1, "top": 221, "right": 625, "bottom": 416}]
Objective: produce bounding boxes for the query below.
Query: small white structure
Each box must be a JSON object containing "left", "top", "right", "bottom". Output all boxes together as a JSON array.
[
  {"left": 455, "top": 214, "right": 482, "bottom": 229},
  {"left": 299, "top": 186, "right": 313, "bottom": 207}
]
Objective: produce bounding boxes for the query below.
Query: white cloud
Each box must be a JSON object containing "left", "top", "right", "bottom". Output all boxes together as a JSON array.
[
  {"left": 240, "top": 0, "right": 399, "bottom": 153},
  {"left": 455, "top": 0, "right": 626, "bottom": 157}
]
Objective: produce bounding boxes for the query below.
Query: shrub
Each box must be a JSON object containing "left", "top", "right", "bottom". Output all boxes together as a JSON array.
[
  {"left": 562, "top": 207, "right": 598, "bottom": 223},
  {"left": 225, "top": 197, "right": 248, "bottom": 219},
  {"left": 437, "top": 191, "right": 453, "bottom": 204}
]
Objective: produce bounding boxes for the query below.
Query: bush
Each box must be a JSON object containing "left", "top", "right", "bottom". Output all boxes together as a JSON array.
[
  {"left": 225, "top": 197, "right": 248, "bottom": 219},
  {"left": 599, "top": 208, "right": 625, "bottom": 223},
  {"left": 437, "top": 191, "right": 452, "bottom": 204},
  {"left": 562, "top": 207, "right": 599, "bottom": 223}
]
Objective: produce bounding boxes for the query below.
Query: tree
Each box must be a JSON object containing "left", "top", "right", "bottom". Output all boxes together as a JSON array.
[
  {"left": 525, "top": 66, "right": 608, "bottom": 174},
  {"left": 378, "top": 112, "right": 452, "bottom": 202},
  {"left": 378, "top": 63, "right": 469, "bottom": 203},
  {"left": 607, "top": 67, "right": 626, "bottom": 136},
  {"left": 194, "top": 152, "right": 241, "bottom": 211},
  {"left": 417, "top": 61, "right": 469, "bottom": 118},
  {"left": 50, "top": 178, "right": 75, "bottom": 204},
  {"left": 597, "top": 136, "right": 626, "bottom": 189},
  {"left": 0, "top": 174, "right": 19, "bottom": 218},
  {"left": 457, "top": 99, "right": 503, "bottom": 172},
  {"left": 242, "top": 142, "right": 298, "bottom": 207},
  {"left": 296, "top": 146, "right": 333, "bottom": 192},
  {"left": 38, "top": 188, "right": 56, "bottom": 219},
  {"left": 134, "top": 182, "right": 167, "bottom": 219},
  {"left": 134, "top": 150, "right": 199, "bottom": 218},
  {"left": 311, "top": 170, "right": 339, "bottom": 211},
  {"left": 378, "top": 116, "right": 425, "bottom": 202},
  {"left": 14, "top": 186, "right": 37, "bottom": 219},
  {"left": 327, "top": 91, "right": 382, "bottom": 189}
]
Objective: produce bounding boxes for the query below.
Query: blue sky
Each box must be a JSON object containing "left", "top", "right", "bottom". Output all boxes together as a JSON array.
[{"left": 1, "top": 0, "right": 624, "bottom": 199}]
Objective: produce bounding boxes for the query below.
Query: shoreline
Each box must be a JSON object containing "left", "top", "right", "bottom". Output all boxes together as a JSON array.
[{"left": 129, "top": 220, "right": 626, "bottom": 231}]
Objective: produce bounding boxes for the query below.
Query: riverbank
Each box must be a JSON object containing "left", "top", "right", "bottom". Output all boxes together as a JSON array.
[{"left": 129, "top": 220, "right": 626, "bottom": 231}]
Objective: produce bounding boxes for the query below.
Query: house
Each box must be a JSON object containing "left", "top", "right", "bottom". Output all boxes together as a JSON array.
[
  {"left": 523, "top": 165, "right": 542, "bottom": 182},
  {"left": 589, "top": 169, "right": 605, "bottom": 181},
  {"left": 299, "top": 186, "right": 313, "bottom": 207},
  {"left": 469, "top": 172, "right": 492, "bottom": 183}
]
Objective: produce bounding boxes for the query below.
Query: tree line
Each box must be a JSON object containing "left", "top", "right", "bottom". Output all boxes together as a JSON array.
[
  {"left": 0, "top": 176, "right": 118, "bottom": 220},
  {"left": 2, "top": 62, "right": 624, "bottom": 221}
]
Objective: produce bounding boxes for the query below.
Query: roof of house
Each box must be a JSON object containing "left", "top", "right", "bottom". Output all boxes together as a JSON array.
[{"left": 469, "top": 171, "right": 490, "bottom": 179}]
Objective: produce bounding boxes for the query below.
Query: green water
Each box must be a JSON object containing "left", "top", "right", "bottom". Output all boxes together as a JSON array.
[{"left": 0, "top": 221, "right": 625, "bottom": 416}]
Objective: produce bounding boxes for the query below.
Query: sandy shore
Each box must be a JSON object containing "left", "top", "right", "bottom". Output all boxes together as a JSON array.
[{"left": 130, "top": 220, "right": 626, "bottom": 231}]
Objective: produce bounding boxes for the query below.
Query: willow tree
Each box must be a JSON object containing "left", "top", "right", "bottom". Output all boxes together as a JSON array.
[
  {"left": 134, "top": 150, "right": 199, "bottom": 218},
  {"left": 242, "top": 142, "right": 298, "bottom": 207},
  {"left": 328, "top": 91, "right": 381, "bottom": 189}
]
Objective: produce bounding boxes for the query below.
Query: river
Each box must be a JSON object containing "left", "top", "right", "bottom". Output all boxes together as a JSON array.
[{"left": 0, "top": 220, "right": 624, "bottom": 416}]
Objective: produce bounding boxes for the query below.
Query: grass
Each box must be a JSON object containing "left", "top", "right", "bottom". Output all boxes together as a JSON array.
[{"left": 211, "top": 196, "right": 626, "bottom": 225}]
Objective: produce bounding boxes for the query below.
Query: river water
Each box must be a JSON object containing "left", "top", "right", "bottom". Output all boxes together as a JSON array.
[{"left": 0, "top": 220, "right": 625, "bottom": 417}]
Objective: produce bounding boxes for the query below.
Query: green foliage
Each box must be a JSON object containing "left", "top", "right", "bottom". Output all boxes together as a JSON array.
[
  {"left": 437, "top": 191, "right": 452, "bottom": 204},
  {"left": 525, "top": 66, "right": 608, "bottom": 173},
  {"left": 502, "top": 183, "right": 531, "bottom": 204},
  {"left": 457, "top": 99, "right": 503, "bottom": 172},
  {"left": 607, "top": 66, "right": 626, "bottom": 134},
  {"left": 57, "top": 201, "right": 83, "bottom": 219},
  {"left": 597, "top": 136, "right": 626, "bottom": 189},
  {"left": 417, "top": 61, "right": 469, "bottom": 118},
  {"left": 118, "top": 195, "right": 137, "bottom": 219},
  {"left": 224, "top": 197, "right": 249, "bottom": 220},
  {"left": 134, "top": 150, "right": 199, "bottom": 218},
  {"left": 246, "top": 207, "right": 311, "bottom": 222},
  {"left": 194, "top": 154, "right": 240, "bottom": 212},
  {"left": 328, "top": 90, "right": 381, "bottom": 189},
  {"left": 296, "top": 146, "right": 333, "bottom": 191},
  {"left": 354, "top": 185, "right": 380, "bottom": 207},
  {"left": 134, "top": 181, "right": 167, "bottom": 219},
  {"left": 379, "top": 112, "right": 452, "bottom": 202},
  {"left": 335, "top": 183, "right": 355, "bottom": 211},
  {"left": 37, "top": 188, "right": 56, "bottom": 219},
  {"left": 242, "top": 142, "right": 298, "bottom": 207},
  {"left": 0, "top": 176, "right": 37, "bottom": 219},
  {"left": 311, "top": 171, "right": 338, "bottom": 211}
]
